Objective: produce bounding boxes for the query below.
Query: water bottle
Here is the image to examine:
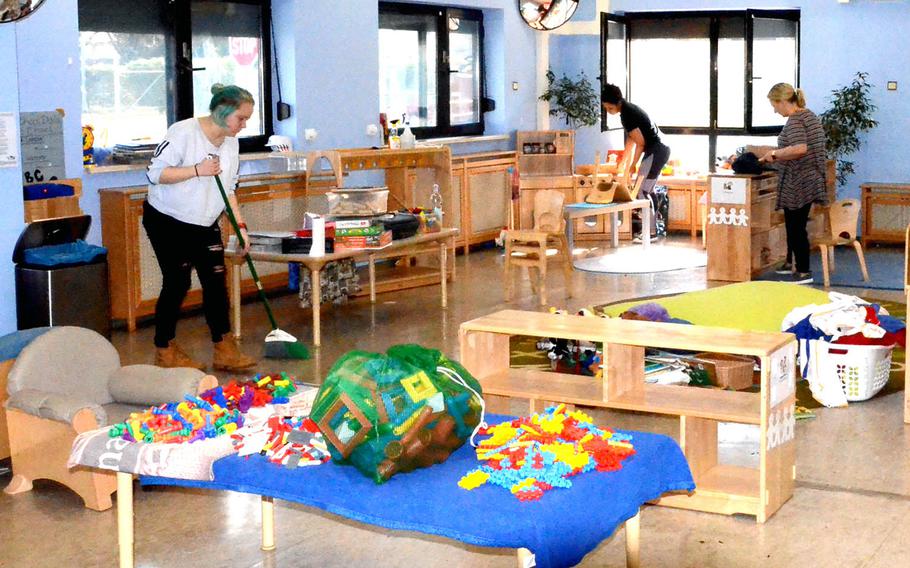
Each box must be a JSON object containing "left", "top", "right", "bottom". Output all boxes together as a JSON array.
[{"left": 430, "top": 183, "right": 443, "bottom": 226}]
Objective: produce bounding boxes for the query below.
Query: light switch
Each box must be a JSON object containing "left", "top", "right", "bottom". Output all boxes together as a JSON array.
[
  {"left": 887, "top": 81, "right": 898, "bottom": 91},
  {"left": 512, "top": 81, "right": 520, "bottom": 91}
]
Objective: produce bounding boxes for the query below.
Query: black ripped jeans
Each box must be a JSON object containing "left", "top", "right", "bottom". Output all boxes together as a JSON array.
[{"left": 142, "top": 201, "right": 230, "bottom": 347}]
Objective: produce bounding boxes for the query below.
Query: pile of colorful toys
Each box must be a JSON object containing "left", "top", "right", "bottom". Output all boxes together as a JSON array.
[
  {"left": 233, "top": 415, "right": 331, "bottom": 468},
  {"left": 201, "top": 373, "right": 297, "bottom": 412},
  {"left": 108, "top": 394, "right": 244, "bottom": 444},
  {"left": 109, "top": 373, "right": 299, "bottom": 444},
  {"left": 458, "top": 405, "right": 635, "bottom": 501}
]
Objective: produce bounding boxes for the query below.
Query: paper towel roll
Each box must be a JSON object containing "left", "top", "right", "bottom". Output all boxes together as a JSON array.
[{"left": 307, "top": 213, "right": 325, "bottom": 256}]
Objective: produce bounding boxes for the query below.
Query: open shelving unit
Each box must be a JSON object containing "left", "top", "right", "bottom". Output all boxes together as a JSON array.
[
  {"left": 516, "top": 130, "right": 575, "bottom": 230},
  {"left": 459, "top": 309, "right": 798, "bottom": 523}
]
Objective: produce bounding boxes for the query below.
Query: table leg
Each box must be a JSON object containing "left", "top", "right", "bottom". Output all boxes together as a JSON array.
[
  {"left": 117, "top": 472, "right": 134, "bottom": 568},
  {"left": 516, "top": 547, "right": 534, "bottom": 568},
  {"left": 368, "top": 254, "right": 376, "bottom": 304},
  {"left": 642, "top": 205, "right": 651, "bottom": 248},
  {"left": 261, "top": 496, "right": 276, "bottom": 551},
  {"left": 440, "top": 242, "right": 448, "bottom": 309},
  {"left": 449, "top": 236, "right": 457, "bottom": 282},
  {"left": 311, "top": 267, "right": 322, "bottom": 348},
  {"left": 625, "top": 508, "right": 641, "bottom": 568},
  {"left": 611, "top": 212, "right": 619, "bottom": 248},
  {"left": 231, "top": 261, "right": 242, "bottom": 339}
]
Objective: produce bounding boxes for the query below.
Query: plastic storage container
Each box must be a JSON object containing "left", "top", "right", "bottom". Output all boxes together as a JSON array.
[
  {"left": 818, "top": 341, "right": 894, "bottom": 401},
  {"left": 326, "top": 186, "right": 389, "bottom": 217}
]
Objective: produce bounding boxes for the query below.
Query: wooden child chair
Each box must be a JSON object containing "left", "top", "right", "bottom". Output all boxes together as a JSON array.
[
  {"left": 304, "top": 150, "right": 343, "bottom": 192},
  {"left": 816, "top": 198, "right": 870, "bottom": 288},
  {"left": 503, "top": 189, "right": 572, "bottom": 306}
]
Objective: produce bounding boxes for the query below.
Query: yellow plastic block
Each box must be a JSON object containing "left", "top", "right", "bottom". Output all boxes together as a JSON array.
[{"left": 458, "top": 470, "right": 490, "bottom": 490}]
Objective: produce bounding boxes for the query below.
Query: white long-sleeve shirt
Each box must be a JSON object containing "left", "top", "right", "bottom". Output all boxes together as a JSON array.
[{"left": 146, "top": 118, "right": 239, "bottom": 227}]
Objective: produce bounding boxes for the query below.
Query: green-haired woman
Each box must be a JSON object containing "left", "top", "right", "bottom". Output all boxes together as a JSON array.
[{"left": 144, "top": 84, "right": 257, "bottom": 372}]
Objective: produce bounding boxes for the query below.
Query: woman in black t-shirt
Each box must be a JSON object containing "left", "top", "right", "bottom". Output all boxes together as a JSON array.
[{"left": 602, "top": 84, "right": 671, "bottom": 237}]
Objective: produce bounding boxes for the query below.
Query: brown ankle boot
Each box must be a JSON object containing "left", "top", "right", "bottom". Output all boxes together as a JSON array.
[
  {"left": 213, "top": 335, "right": 257, "bottom": 372},
  {"left": 156, "top": 341, "right": 206, "bottom": 370}
]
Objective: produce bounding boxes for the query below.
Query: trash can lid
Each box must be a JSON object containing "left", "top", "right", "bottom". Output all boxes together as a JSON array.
[{"left": 12, "top": 215, "right": 92, "bottom": 264}]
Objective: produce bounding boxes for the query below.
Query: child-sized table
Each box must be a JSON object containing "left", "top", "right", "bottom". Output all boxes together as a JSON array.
[{"left": 118, "top": 416, "right": 694, "bottom": 568}]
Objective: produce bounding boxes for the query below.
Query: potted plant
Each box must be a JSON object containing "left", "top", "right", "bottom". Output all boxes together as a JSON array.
[
  {"left": 539, "top": 69, "right": 600, "bottom": 129},
  {"left": 819, "top": 71, "right": 879, "bottom": 190}
]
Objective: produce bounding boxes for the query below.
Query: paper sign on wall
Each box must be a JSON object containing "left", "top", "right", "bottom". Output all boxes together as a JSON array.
[
  {"left": 710, "top": 176, "right": 747, "bottom": 205},
  {"left": 770, "top": 342, "right": 797, "bottom": 408},
  {"left": 0, "top": 112, "right": 19, "bottom": 168},
  {"left": 20, "top": 110, "right": 66, "bottom": 184}
]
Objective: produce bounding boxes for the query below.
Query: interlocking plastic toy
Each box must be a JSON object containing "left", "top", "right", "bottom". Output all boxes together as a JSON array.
[{"left": 459, "top": 404, "right": 635, "bottom": 501}]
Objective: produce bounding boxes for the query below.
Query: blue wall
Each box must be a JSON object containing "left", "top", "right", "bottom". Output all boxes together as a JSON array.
[
  {"left": 551, "top": 0, "right": 910, "bottom": 197},
  {"left": 0, "top": 25, "right": 23, "bottom": 334}
]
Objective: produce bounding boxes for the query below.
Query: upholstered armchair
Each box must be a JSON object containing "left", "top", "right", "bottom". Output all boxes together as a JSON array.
[{"left": 3, "top": 326, "right": 217, "bottom": 511}]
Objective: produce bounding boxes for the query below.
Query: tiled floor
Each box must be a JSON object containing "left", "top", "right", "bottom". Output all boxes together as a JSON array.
[{"left": 2, "top": 237, "right": 908, "bottom": 567}]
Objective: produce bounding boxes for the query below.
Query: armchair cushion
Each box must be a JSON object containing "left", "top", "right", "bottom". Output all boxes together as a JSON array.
[
  {"left": 6, "top": 388, "right": 106, "bottom": 426},
  {"left": 7, "top": 326, "right": 119, "bottom": 405},
  {"left": 108, "top": 365, "right": 208, "bottom": 406}
]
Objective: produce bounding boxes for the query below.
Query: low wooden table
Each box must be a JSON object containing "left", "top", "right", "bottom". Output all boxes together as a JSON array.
[
  {"left": 564, "top": 200, "right": 651, "bottom": 265},
  {"left": 227, "top": 228, "right": 458, "bottom": 347}
]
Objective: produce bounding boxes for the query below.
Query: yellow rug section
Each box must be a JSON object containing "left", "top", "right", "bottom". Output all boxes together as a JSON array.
[{"left": 595, "top": 281, "right": 831, "bottom": 332}]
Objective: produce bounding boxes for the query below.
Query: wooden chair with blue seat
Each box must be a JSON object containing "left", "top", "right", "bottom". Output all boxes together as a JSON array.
[
  {"left": 504, "top": 189, "right": 573, "bottom": 306},
  {"left": 3, "top": 326, "right": 217, "bottom": 510},
  {"left": 815, "top": 199, "right": 870, "bottom": 288}
]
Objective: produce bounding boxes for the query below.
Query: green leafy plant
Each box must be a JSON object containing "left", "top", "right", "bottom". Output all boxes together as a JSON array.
[
  {"left": 819, "top": 72, "right": 878, "bottom": 188},
  {"left": 539, "top": 69, "right": 600, "bottom": 128}
]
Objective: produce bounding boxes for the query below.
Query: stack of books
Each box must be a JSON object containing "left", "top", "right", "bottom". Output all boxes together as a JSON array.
[{"left": 333, "top": 218, "right": 392, "bottom": 251}]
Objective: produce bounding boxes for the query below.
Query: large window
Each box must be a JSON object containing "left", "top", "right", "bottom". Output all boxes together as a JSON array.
[
  {"left": 379, "top": 2, "right": 485, "bottom": 138},
  {"left": 79, "top": 0, "right": 272, "bottom": 151},
  {"left": 601, "top": 10, "right": 799, "bottom": 171}
]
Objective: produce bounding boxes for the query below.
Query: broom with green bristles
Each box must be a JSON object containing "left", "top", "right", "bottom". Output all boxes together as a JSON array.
[{"left": 213, "top": 173, "right": 309, "bottom": 360}]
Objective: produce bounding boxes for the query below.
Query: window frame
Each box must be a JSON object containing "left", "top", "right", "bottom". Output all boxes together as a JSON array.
[
  {"left": 379, "top": 1, "right": 486, "bottom": 139},
  {"left": 79, "top": 0, "right": 274, "bottom": 153},
  {"left": 600, "top": 9, "right": 800, "bottom": 170}
]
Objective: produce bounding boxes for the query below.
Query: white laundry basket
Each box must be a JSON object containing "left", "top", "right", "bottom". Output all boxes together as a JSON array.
[{"left": 818, "top": 341, "right": 894, "bottom": 402}]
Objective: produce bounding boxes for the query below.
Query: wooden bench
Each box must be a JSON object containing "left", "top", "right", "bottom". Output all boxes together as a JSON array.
[{"left": 459, "top": 309, "right": 798, "bottom": 523}]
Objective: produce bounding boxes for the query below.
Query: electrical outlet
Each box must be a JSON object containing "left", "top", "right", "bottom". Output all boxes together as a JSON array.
[
  {"left": 304, "top": 128, "right": 318, "bottom": 141},
  {"left": 366, "top": 124, "right": 379, "bottom": 136},
  {"left": 512, "top": 81, "right": 520, "bottom": 91}
]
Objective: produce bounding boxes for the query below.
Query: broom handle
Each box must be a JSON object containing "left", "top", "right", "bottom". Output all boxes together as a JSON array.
[{"left": 213, "top": 174, "right": 280, "bottom": 331}]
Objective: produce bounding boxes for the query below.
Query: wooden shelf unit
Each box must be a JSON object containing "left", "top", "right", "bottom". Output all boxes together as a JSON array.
[
  {"left": 451, "top": 151, "right": 517, "bottom": 253},
  {"left": 516, "top": 131, "right": 574, "bottom": 230},
  {"left": 861, "top": 182, "right": 910, "bottom": 244},
  {"left": 706, "top": 173, "right": 786, "bottom": 282},
  {"left": 459, "top": 309, "right": 797, "bottom": 523}
]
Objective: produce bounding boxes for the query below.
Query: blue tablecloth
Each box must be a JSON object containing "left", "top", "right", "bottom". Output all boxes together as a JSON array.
[{"left": 142, "top": 415, "right": 694, "bottom": 567}]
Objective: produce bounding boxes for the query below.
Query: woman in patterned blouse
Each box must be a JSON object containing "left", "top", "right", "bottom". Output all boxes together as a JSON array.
[{"left": 759, "top": 83, "right": 828, "bottom": 285}]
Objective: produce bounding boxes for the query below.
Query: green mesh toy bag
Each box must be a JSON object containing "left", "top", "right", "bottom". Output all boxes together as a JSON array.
[{"left": 310, "top": 344, "right": 485, "bottom": 483}]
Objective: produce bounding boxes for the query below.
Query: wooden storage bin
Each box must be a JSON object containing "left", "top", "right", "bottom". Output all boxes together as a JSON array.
[
  {"left": 751, "top": 230, "right": 771, "bottom": 271},
  {"left": 459, "top": 309, "right": 798, "bottom": 523},
  {"left": 751, "top": 196, "right": 773, "bottom": 230},
  {"left": 696, "top": 352, "right": 755, "bottom": 390}
]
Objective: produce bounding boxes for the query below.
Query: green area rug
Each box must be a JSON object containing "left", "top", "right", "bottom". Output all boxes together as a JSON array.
[{"left": 509, "top": 282, "right": 905, "bottom": 409}]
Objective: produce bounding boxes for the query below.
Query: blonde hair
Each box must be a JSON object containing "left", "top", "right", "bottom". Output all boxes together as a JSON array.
[{"left": 767, "top": 83, "right": 806, "bottom": 108}]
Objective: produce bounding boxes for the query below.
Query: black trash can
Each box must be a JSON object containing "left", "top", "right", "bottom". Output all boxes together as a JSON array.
[{"left": 12, "top": 215, "right": 111, "bottom": 338}]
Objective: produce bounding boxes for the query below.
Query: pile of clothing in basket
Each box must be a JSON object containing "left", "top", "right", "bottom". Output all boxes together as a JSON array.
[{"left": 782, "top": 292, "right": 905, "bottom": 407}]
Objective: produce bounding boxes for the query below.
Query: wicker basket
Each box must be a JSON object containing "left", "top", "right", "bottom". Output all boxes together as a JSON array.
[
  {"left": 818, "top": 341, "right": 893, "bottom": 402},
  {"left": 695, "top": 352, "right": 755, "bottom": 390}
]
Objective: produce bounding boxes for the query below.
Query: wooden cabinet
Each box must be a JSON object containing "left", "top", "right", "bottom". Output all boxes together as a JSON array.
[
  {"left": 516, "top": 131, "right": 574, "bottom": 230},
  {"left": 662, "top": 177, "right": 708, "bottom": 237},
  {"left": 451, "top": 151, "right": 516, "bottom": 253},
  {"left": 861, "top": 183, "right": 910, "bottom": 244},
  {"left": 706, "top": 173, "right": 785, "bottom": 282},
  {"left": 100, "top": 174, "right": 307, "bottom": 330},
  {"left": 459, "top": 309, "right": 797, "bottom": 523}
]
